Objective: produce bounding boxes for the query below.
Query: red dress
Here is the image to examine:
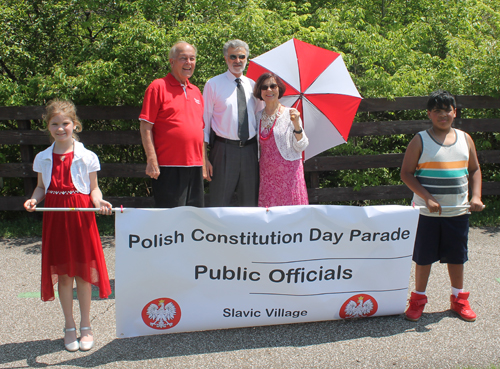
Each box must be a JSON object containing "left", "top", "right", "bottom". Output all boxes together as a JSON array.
[{"left": 40, "top": 152, "right": 111, "bottom": 301}]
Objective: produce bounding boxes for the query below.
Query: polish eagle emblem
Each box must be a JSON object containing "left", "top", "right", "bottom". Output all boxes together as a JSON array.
[
  {"left": 146, "top": 299, "right": 177, "bottom": 328},
  {"left": 344, "top": 295, "right": 374, "bottom": 318},
  {"left": 339, "top": 294, "right": 378, "bottom": 319}
]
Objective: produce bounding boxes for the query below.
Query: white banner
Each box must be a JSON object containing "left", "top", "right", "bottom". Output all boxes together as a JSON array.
[{"left": 115, "top": 205, "right": 419, "bottom": 338}]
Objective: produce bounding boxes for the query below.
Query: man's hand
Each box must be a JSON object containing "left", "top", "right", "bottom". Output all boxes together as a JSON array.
[
  {"left": 146, "top": 161, "right": 160, "bottom": 179},
  {"left": 203, "top": 159, "right": 213, "bottom": 181}
]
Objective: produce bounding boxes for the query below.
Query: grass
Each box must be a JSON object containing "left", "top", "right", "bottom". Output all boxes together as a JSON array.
[
  {"left": 0, "top": 211, "right": 115, "bottom": 238},
  {"left": 468, "top": 196, "right": 500, "bottom": 227},
  {"left": 1, "top": 196, "right": 498, "bottom": 238}
]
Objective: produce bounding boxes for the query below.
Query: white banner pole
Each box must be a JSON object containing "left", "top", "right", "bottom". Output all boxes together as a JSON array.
[
  {"left": 412, "top": 205, "right": 471, "bottom": 209},
  {"left": 34, "top": 207, "right": 125, "bottom": 212},
  {"left": 411, "top": 204, "right": 485, "bottom": 210},
  {"left": 33, "top": 205, "right": 482, "bottom": 212}
]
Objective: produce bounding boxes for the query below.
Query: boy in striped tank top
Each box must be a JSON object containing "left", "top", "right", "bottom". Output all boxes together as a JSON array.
[{"left": 401, "top": 90, "right": 483, "bottom": 322}]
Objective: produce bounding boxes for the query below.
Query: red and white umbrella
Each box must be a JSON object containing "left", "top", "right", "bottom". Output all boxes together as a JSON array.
[{"left": 247, "top": 38, "right": 362, "bottom": 160}]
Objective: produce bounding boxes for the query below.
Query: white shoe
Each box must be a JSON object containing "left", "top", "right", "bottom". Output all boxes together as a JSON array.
[
  {"left": 63, "top": 327, "right": 79, "bottom": 352},
  {"left": 79, "top": 327, "right": 94, "bottom": 351}
]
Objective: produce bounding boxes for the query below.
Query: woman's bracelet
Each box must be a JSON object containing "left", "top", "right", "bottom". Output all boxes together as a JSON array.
[{"left": 293, "top": 128, "right": 303, "bottom": 134}]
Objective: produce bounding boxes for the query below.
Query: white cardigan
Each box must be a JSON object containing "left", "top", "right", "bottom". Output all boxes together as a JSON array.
[
  {"left": 33, "top": 140, "right": 100, "bottom": 195},
  {"left": 256, "top": 106, "right": 309, "bottom": 161}
]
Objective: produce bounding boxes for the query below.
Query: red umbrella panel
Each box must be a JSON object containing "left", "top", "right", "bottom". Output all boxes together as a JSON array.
[{"left": 247, "top": 39, "right": 362, "bottom": 160}]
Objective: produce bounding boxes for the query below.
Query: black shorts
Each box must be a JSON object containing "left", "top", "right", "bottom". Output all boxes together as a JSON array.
[
  {"left": 152, "top": 166, "right": 204, "bottom": 208},
  {"left": 413, "top": 214, "right": 469, "bottom": 265}
]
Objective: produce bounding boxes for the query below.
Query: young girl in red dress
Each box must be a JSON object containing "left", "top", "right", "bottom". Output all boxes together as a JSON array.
[{"left": 24, "top": 100, "right": 112, "bottom": 352}]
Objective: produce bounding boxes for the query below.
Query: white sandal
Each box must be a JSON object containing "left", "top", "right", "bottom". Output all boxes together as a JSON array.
[
  {"left": 63, "top": 327, "right": 79, "bottom": 352},
  {"left": 79, "top": 327, "right": 94, "bottom": 351}
]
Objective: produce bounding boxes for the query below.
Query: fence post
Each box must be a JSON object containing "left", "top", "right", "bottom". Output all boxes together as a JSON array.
[
  {"left": 18, "top": 120, "right": 36, "bottom": 197},
  {"left": 309, "top": 172, "right": 319, "bottom": 189}
]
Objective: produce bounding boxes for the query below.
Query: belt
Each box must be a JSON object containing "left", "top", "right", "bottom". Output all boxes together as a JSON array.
[
  {"left": 47, "top": 190, "right": 80, "bottom": 195},
  {"left": 215, "top": 135, "right": 256, "bottom": 147}
]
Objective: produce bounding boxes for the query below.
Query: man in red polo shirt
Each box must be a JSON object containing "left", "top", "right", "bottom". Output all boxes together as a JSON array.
[{"left": 139, "top": 41, "right": 205, "bottom": 208}]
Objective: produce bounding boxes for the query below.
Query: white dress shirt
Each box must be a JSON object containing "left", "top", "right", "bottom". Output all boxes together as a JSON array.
[{"left": 203, "top": 70, "right": 263, "bottom": 142}]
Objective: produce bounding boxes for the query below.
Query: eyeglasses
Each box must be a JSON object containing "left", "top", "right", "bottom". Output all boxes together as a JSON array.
[
  {"left": 261, "top": 84, "right": 278, "bottom": 90},
  {"left": 229, "top": 54, "right": 246, "bottom": 60}
]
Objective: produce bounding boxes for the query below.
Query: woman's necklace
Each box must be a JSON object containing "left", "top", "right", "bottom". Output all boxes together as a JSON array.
[
  {"left": 260, "top": 104, "right": 281, "bottom": 140},
  {"left": 261, "top": 104, "right": 281, "bottom": 128}
]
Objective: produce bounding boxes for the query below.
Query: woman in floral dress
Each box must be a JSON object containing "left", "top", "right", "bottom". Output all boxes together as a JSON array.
[{"left": 253, "top": 72, "right": 309, "bottom": 207}]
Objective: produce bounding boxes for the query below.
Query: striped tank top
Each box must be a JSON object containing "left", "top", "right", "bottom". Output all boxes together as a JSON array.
[{"left": 412, "top": 128, "right": 469, "bottom": 217}]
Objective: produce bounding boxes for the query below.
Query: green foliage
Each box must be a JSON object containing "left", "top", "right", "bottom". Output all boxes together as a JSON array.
[{"left": 2, "top": 0, "right": 499, "bottom": 103}]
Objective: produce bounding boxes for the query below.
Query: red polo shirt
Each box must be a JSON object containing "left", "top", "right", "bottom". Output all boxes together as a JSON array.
[{"left": 139, "top": 73, "right": 204, "bottom": 166}]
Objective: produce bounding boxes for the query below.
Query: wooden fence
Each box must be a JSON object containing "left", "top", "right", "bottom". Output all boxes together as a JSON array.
[{"left": 1, "top": 96, "right": 499, "bottom": 211}]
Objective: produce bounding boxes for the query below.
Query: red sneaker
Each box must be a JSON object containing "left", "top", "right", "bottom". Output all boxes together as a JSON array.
[
  {"left": 405, "top": 292, "right": 428, "bottom": 321},
  {"left": 450, "top": 292, "right": 476, "bottom": 322}
]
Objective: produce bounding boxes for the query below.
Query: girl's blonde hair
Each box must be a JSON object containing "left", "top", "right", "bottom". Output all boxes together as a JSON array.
[{"left": 42, "top": 99, "right": 83, "bottom": 141}]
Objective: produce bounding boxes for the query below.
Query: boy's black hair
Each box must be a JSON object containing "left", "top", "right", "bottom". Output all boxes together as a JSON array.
[{"left": 427, "top": 90, "right": 456, "bottom": 110}]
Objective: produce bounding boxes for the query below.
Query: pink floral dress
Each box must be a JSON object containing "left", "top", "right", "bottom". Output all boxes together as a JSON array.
[{"left": 258, "top": 108, "right": 309, "bottom": 207}]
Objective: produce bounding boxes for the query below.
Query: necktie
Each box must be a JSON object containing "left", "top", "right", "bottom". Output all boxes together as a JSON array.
[{"left": 235, "top": 78, "right": 249, "bottom": 142}]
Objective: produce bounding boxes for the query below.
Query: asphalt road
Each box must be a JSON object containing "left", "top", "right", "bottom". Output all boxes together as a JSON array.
[{"left": 1, "top": 227, "right": 499, "bottom": 368}]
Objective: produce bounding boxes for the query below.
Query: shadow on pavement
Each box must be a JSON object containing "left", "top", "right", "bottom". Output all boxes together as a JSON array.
[
  {"left": 1, "top": 339, "right": 63, "bottom": 368},
  {"left": 477, "top": 226, "right": 500, "bottom": 237},
  {"left": 1, "top": 311, "right": 450, "bottom": 368}
]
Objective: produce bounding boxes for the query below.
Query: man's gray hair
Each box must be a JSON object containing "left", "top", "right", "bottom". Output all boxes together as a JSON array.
[
  {"left": 223, "top": 39, "right": 249, "bottom": 57},
  {"left": 169, "top": 41, "right": 197, "bottom": 59}
]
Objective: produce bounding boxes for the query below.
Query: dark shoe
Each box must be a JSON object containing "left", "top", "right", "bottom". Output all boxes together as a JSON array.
[{"left": 405, "top": 292, "right": 428, "bottom": 321}]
